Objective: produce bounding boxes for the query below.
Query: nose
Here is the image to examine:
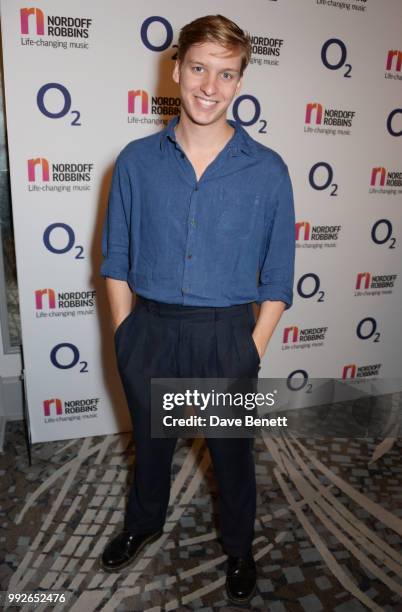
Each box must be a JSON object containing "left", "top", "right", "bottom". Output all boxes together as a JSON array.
[{"left": 200, "top": 72, "right": 217, "bottom": 96}]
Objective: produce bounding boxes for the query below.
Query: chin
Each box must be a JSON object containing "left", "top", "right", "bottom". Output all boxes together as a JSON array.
[
  {"left": 186, "top": 106, "right": 226, "bottom": 127},
  {"left": 192, "top": 115, "right": 219, "bottom": 126}
]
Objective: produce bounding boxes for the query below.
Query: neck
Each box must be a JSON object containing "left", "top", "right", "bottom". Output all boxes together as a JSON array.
[{"left": 174, "top": 113, "right": 234, "bottom": 154}]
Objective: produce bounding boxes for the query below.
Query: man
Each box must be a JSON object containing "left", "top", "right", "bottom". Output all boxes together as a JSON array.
[{"left": 99, "top": 14, "right": 295, "bottom": 605}]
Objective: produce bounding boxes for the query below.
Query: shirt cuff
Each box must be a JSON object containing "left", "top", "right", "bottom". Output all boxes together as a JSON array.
[
  {"left": 256, "top": 283, "right": 293, "bottom": 309},
  {"left": 100, "top": 260, "right": 129, "bottom": 282}
]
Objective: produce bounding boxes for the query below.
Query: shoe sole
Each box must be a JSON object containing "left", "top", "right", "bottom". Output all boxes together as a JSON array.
[
  {"left": 98, "top": 530, "right": 163, "bottom": 573},
  {"left": 225, "top": 580, "right": 256, "bottom": 605}
]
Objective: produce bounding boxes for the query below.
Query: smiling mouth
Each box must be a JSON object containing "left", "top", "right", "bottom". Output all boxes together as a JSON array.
[{"left": 195, "top": 96, "right": 218, "bottom": 108}]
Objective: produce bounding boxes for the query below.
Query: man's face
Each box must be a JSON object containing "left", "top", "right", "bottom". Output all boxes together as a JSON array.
[{"left": 173, "top": 41, "right": 243, "bottom": 128}]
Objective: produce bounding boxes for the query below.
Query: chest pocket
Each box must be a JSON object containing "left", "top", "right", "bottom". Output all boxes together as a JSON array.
[{"left": 216, "top": 187, "right": 261, "bottom": 239}]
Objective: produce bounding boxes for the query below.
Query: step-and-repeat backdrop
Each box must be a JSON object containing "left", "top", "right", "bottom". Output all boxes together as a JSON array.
[{"left": 1, "top": 0, "right": 401, "bottom": 442}]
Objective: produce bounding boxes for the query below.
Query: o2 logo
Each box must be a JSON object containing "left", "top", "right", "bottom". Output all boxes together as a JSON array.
[
  {"left": 371, "top": 219, "right": 396, "bottom": 249},
  {"left": 50, "top": 343, "right": 88, "bottom": 373},
  {"left": 296, "top": 273, "right": 325, "bottom": 302},
  {"left": 387, "top": 109, "right": 402, "bottom": 137},
  {"left": 309, "top": 162, "right": 338, "bottom": 196},
  {"left": 140, "top": 16, "right": 177, "bottom": 58},
  {"left": 356, "top": 317, "right": 380, "bottom": 343},
  {"left": 232, "top": 95, "right": 267, "bottom": 134},
  {"left": 43, "top": 223, "right": 84, "bottom": 259},
  {"left": 287, "top": 369, "right": 311, "bottom": 392},
  {"left": 37, "top": 83, "right": 81, "bottom": 126},
  {"left": 321, "top": 38, "right": 351, "bottom": 78}
]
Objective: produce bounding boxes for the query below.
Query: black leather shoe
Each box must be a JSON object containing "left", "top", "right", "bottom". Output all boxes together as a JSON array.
[
  {"left": 225, "top": 554, "right": 257, "bottom": 604},
  {"left": 99, "top": 529, "right": 163, "bottom": 572}
]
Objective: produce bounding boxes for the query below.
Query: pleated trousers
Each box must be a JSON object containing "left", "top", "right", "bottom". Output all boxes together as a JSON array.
[{"left": 115, "top": 295, "right": 260, "bottom": 557}]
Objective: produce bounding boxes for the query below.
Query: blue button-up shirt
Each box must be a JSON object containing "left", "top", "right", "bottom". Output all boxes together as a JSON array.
[{"left": 100, "top": 116, "right": 295, "bottom": 308}]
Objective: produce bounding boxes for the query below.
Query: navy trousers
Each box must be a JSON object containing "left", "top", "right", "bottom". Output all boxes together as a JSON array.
[{"left": 114, "top": 295, "right": 261, "bottom": 557}]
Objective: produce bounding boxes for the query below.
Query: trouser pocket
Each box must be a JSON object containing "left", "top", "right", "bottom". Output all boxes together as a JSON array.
[
  {"left": 231, "top": 316, "right": 261, "bottom": 375},
  {"left": 114, "top": 307, "right": 136, "bottom": 347}
]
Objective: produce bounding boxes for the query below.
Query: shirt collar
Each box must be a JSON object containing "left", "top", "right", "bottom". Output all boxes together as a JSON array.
[
  {"left": 159, "top": 116, "right": 258, "bottom": 158},
  {"left": 159, "top": 115, "right": 180, "bottom": 150},
  {"left": 226, "top": 120, "right": 258, "bottom": 157}
]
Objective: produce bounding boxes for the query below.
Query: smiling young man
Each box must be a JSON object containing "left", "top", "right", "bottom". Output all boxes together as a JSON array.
[{"left": 99, "top": 15, "right": 295, "bottom": 604}]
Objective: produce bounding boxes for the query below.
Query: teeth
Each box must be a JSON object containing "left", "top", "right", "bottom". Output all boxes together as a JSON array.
[{"left": 197, "top": 98, "right": 217, "bottom": 107}]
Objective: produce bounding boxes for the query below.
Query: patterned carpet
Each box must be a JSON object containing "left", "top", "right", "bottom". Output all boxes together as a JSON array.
[{"left": 1, "top": 420, "right": 402, "bottom": 611}]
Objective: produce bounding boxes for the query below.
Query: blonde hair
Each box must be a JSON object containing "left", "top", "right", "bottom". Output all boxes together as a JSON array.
[{"left": 177, "top": 15, "right": 252, "bottom": 76}]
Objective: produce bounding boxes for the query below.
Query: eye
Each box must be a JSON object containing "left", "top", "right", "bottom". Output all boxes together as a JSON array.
[
  {"left": 192, "top": 65, "right": 204, "bottom": 73},
  {"left": 222, "top": 72, "right": 234, "bottom": 80}
]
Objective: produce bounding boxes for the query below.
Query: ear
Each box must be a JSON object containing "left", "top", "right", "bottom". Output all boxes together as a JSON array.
[
  {"left": 172, "top": 60, "right": 180, "bottom": 84},
  {"left": 235, "top": 75, "right": 243, "bottom": 94}
]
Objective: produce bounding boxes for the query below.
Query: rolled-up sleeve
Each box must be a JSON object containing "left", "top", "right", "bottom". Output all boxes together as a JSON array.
[
  {"left": 257, "top": 165, "right": 295, "bottom": 309},
  {"left": 100, "top": 155, "right": 131, "bottom": 281}
]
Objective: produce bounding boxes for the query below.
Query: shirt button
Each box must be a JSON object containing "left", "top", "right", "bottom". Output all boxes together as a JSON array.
[
  {"left": 187, "top": 254, "right": 192, "bottom": 259},
  {"left": 190, "top": 219, "right": 196, "bottom": 226}
]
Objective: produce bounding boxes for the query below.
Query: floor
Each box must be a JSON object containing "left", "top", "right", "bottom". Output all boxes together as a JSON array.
[{"left": 1, "top": 420, "right": 402, "bottom": 611}]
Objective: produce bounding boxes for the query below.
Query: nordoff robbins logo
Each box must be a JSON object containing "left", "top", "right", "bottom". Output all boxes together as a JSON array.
[
  {"left": 356, "top": 272, "right": 397, "bottom": 289},
  {"left": 295, "top": 221, "right": 341, "bottom": 249},
  {"left": 282, "top": 325, "right": 328, "bottom": 351},
  {"left": 127, "top": 89, "right": 180, "bottom": 127},
  {"left": 342, "top": 363, "right": 381, "bottom": 379},
  {"left": 20, "top": 7, "right": 91, "bottom": 50},
  {"left": 43, "top": 397, "right": 100, "bottom": 422},
  {"left": 249, "top": 35, "right": 284, "bottom": 67},
  {"left": 304, "top": 102, "right": 356, "bottom": 136},
  {"left": 354, "top": 272, "right": 397, "bottom": 297},
  {"left": 369, "top": 166, "right": 402, "bottom": 194},
  {"left": 305, "top": 103, "right": 356, "bottom": 127},
  {"left": 27, "top": 157, "right": 93, "bottom": 193},
  {"left": 385, "top": 50, "right": 402, "bottom": 81},
  {"left": 35, "top": 288, "right": 96, "bottom": 318},
  {"left": 20, "top": 7, "right": 92, "bottom": 38},
  {"left": 127, "top": 90, "right": 180, "bottom": 115}
]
